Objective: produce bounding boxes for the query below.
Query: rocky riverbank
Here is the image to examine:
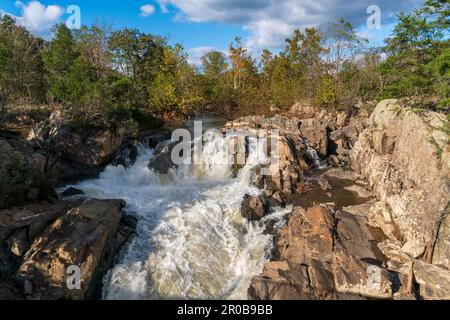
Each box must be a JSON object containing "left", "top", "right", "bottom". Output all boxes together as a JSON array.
[
  {"left": 0, "top": 112, "right": 169, "bottom": 299},
  {"left": 244, "top": 99, "right": 450, "bottom": 300},
  {"left": 0, "top": 99, "right": 449, "bottom": 300}
]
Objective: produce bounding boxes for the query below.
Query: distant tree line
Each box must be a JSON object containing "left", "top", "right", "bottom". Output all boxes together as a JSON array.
[
  {"left": 0, "top": 0, "right": 448, "bottom": 128},
  {"left": 199, "top": 0, "right": 449, "bottom": 115}
]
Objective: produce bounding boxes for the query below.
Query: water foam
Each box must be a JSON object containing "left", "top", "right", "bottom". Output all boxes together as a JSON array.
[{"left": 67, "top": 134, "right": 291, "bottom": 300}]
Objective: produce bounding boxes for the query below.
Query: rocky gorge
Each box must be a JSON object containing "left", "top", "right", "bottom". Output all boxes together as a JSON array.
[{"left": 0, "top": 99, "right": 449, "bottom": 300}]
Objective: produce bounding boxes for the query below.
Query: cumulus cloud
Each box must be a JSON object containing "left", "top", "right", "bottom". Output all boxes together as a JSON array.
[
  {"left": 187, "top": 46, "right": 225, "bottom": 68},
  {"left": 13, "top": 1, "right": 64, "bottom": 35},
  {"left": 156, "top": 0, "right": 424, "bottom": 50},
  {"left": 140, "top": 4, "right": 156, "bottom": 17}
]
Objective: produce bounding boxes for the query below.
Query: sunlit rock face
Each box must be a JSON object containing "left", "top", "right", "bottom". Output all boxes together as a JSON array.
[{"left": 350, "top": 99, "right": 450, "bottom": 269}]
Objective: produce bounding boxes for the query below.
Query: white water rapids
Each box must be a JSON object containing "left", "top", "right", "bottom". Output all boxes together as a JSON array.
[{"left": 66, "top": 131, "right": 291, "bottom": 300}]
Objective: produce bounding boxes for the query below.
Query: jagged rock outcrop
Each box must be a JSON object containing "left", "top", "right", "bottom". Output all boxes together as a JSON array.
[
  {"left": 113, "top": 131, "right": 172, "bottom": 168},
  {"left": 28, "top": 111, "right": 127, "bottom": 183},
  {"left": 224, "top": 116, "right": 311, "bottom": 206},
  {"left": 249, "top": 205, "right": 392, "bottom": 300},
  {"left": 350, "top": 99, "right": 450, "bottom": 269},
  {"left": 299, "top": 118, "right": 328, "bottom": 157},
  {"left": 16, "top": 199, "right": 135, "bottom": 300}
]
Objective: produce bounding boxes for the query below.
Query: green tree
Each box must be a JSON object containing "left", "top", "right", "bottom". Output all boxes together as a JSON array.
[
  {"left": 380, "top": 0, "right": 449, "bottom": 106},
  {"left": 0, "top": 15, "right": 45, "bottom": 117},
  {"left": 200, "top": 50, "right": 229, "bottom": 107}
]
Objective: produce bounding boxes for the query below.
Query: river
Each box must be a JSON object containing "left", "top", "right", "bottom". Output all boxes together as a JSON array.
[{"left": 64, "top": 118, "right": 291, "bottom": 300}]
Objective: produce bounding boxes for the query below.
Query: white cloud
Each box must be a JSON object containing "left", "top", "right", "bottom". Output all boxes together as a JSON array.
[
  {"left": 156, "top": 0, "right": 425, "bottom": 51},
  {"left": 187, "top": 46, "right": 216, "bottom": 67},
  {"left": 140, "top": 4, "right": 156, "bottom": 17},
  {"left": 14, "top": 1, "right": 64, "bottom": 35}
]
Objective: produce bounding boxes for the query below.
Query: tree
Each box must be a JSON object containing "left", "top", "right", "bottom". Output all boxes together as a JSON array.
[
  {"left": 380, "top": 1, "right": 449, "bottom": 106},
  {"left": 322, "top": 18, "right": 368, "bottom": 108},
  {"left": 0, "top": 15, "right": 45, "bottom": 120},
  {"left": 200, "top": 50, "right": 229, "bottom": 107}
]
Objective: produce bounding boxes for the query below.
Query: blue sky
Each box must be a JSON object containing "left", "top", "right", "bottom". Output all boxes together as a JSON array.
[{"left": 0, "top": 0, "right": 424, "bottom": 65}]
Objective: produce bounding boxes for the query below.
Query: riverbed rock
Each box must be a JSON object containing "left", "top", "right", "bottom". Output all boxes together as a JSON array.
[
  {"left": 241, "top": 194, "right": 269, "bottom": 221},
  {"left": 299, "top": 118, "right": 328, "bottom": 157},
  {"left": 61, "top": 187, "right": 84, "bottom": 197},
  {"left": 111, "top": 138, "right": 139, "bottom": 168},
  {"left": 249, "top": 205, "right": 392, "bottom": 300},
  {"left": 17, "top": 199, "right": 135, "bottom": 300},
  {"left": 148, "top": 141, "right": 178, "bottom": 174},
  {"left": 350, "top": 99, "right": 450, "bottom": 269},
  {"left": 225, "top": 116, "right": 310, "bottom": 203}
]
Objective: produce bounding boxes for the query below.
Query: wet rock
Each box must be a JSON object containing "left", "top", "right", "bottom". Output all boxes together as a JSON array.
[
  {"left": 144, "top": 131, "right": 172, "bottom": 149},
  {"left": 413, "top": 260, "right": 450, "bottom": 300},
  {"left": 327, "top": 155, "right": 340, "bottom": 166},
  {"left": 299, "top": 118, "right": 328, "bottom": 157},
  {"left": 17, "top": 199, "right": 133, "bottom": 300},
  {"left": 112, "top": 138, "right": 139, "bottom": 168},
  {"left": 148, "top": 141, "right": 177, "bottom": 174},
  {"left": 241, "top": 194, "right": 269, "bottom": 221},
  {"left": 61, "top": 187, "right": 84, "bottom": 197}
]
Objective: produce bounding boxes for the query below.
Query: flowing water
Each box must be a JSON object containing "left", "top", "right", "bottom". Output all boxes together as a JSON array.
[
  {"left": 66, "top": 130, "right": 291, "bottom": 300},
  {"left": 306, "top": 141, "right": 327, "bottom": 170}
]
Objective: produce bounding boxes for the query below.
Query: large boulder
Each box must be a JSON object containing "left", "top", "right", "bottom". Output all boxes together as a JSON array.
[
  {"left": 16, "top": 199, "right": 135, "bottom": 300},
  {"left": 28, "top": 112, "right": 127, "bottom": 182},
  {"left": 249, "top": 205, "right": 392, "bottom": 300},
  {"left": 350, "top": 99, "right": 450, "bottom": 269},
  {"left": 413, "top": 260, "right": 450, "bottom": 300},
  {"left": 241, "top": 194, "right": 269, "bottom": 221}
]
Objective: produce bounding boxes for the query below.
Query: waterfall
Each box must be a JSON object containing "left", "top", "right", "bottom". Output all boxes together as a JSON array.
[
  {"left": 305, "top": 140, "right": 326, "bottom": 169},
  {"left": 66, "top": 131, "right": 291, "bottom": 300}
]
